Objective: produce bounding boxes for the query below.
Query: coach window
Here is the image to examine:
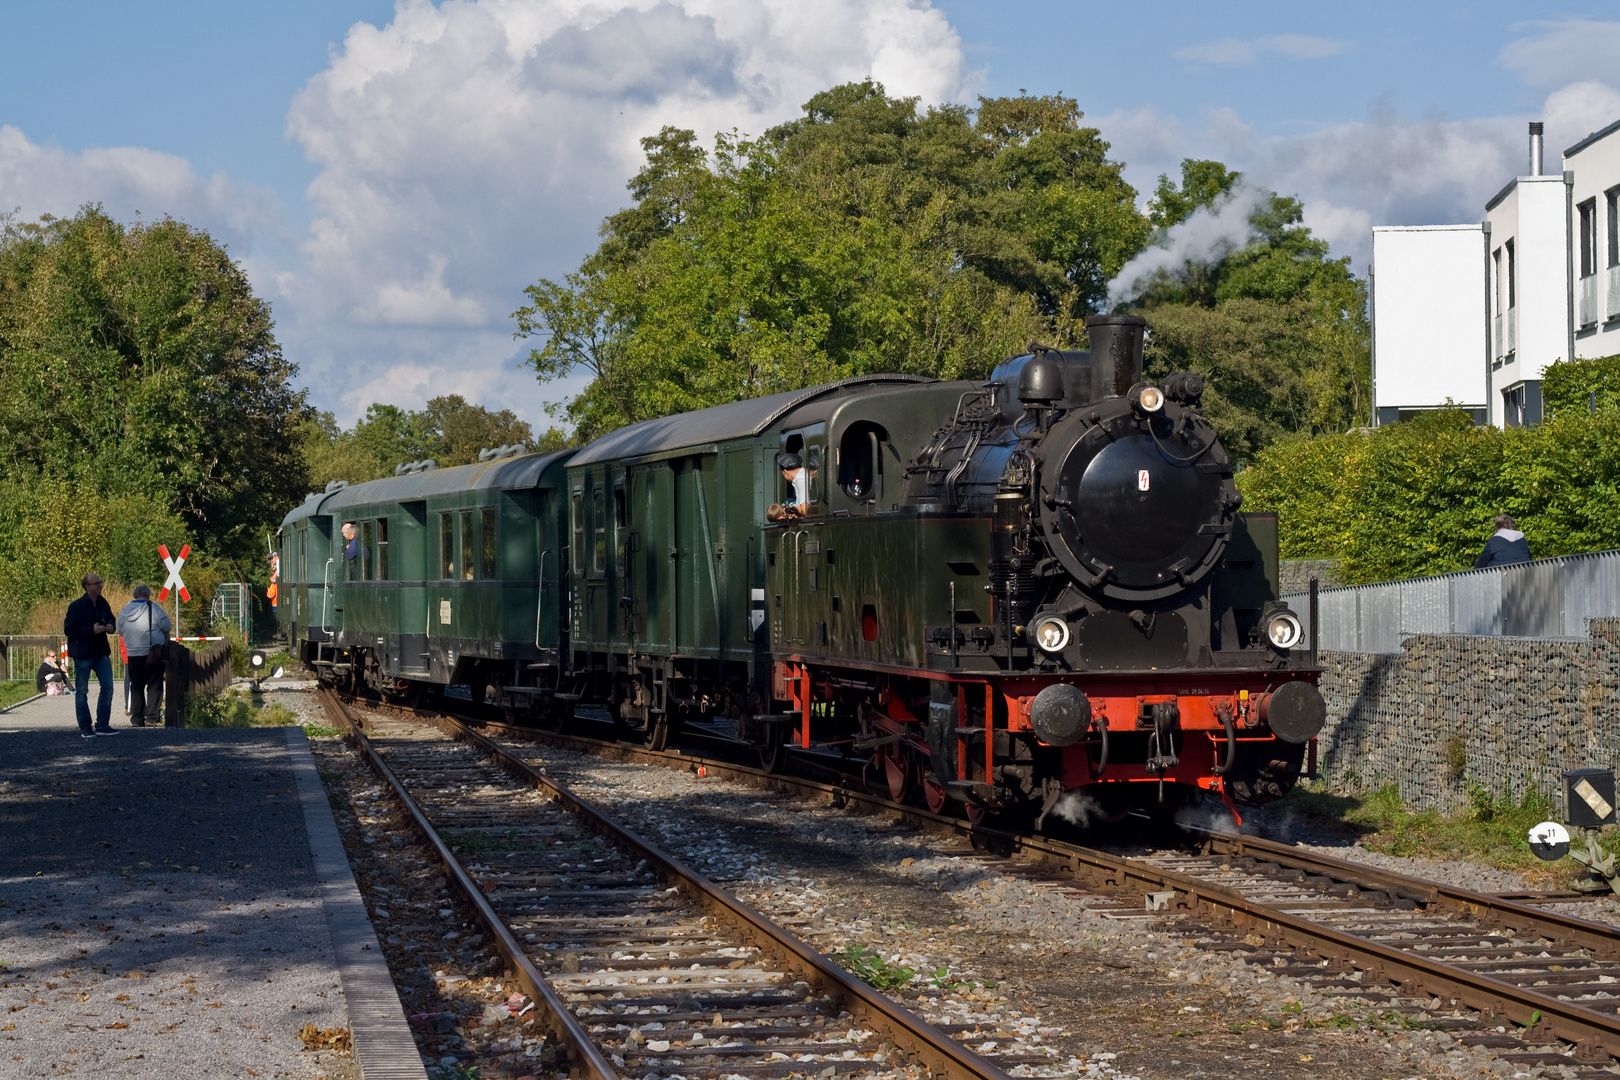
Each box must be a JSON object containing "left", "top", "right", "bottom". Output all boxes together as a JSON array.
[
  {"left": 375, "top": 518, "right": 389, "bottom": 580},
  {"left": 571, "top": 488, "right": 585, "bottom": 576},
  {"left": 459, "top": 510, "right": 475, "bottom": 581},
  {"left": 480, "top": 507, "right": 497, "bottom": 579},
  {"left": 360, "top": 521, "right": 374, "bottom": 580},
  {"left": 439, "top": 513, "right": 455, "bottom": 578},
  {"left": 614, "top": 482, "right": 627, "bottom": 576},
  {"left": 592, "top": 486, "right": 606, "bottom": 576}
]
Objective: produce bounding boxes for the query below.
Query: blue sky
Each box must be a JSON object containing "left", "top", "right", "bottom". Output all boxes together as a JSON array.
[{"left": 2, "top": 1, "right": 1617, "bottom": 423}]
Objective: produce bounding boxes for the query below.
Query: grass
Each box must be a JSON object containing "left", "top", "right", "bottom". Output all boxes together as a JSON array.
[
  {"left": 0, "top": 680, "right": 41, "bottom": 710},
  {"left": 836, "top": 946, "right": 916, "bottom": 991},
  {"left": 1271, "top": 781, "right": 1611, "bottom": 886},
  {"left": 185, "top": 688, "right": 304, "bottom": 729}
]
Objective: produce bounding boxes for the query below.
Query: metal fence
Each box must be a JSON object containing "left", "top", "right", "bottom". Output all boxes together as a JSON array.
[
  {"left": 1282, "top": 548, "right": 1620, "bottom": 654},
  {"left": 209, "top": 583, "right": 249, "bottom": 639},
  {"left": 1, "top": 636, "right": 127, "bottom": 683}
]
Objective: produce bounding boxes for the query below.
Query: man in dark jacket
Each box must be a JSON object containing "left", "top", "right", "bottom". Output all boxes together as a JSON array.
[
  {"left": 64, "top": 572, "right": 118, "bottom": 737},
  {"left": 1475, "top": 515, "right": 1532, "bottom": 568}
]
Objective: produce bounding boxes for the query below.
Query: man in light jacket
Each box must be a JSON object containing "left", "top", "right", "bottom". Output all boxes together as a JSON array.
[
  {"left": 1475, "top": 514, "right": 1533, "bottom": 569},
  {"left": 116, "top": 584, "right": 172, "bottom": 728}
]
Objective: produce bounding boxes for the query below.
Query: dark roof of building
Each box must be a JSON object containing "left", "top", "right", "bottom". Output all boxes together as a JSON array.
[
  {"left": 568, "top": 374, "right": 934, "bottom": 466},
  {"left": 1565, "top": 116, "right": 1620, "bottom": 159},
  {"left": 279, "top": 449, "right": 574, "bottom": 527}
]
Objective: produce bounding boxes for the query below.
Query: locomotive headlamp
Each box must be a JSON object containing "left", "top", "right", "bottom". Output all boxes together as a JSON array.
[
  {"left": 1032, "top": 615, "right": 1070, "bottom": 653},
  {"left": 1265, "top": 609, "right": 1303, "bottom": 650},
  {"left": 1134, "top": 385, "right": 1165, "bottom": 413}
]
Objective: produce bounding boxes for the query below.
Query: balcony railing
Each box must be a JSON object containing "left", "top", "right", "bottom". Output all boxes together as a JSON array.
[
  {"left": 1494, "top": 313, "right": 1504, "bottom": 358},
  {"left": 1581, "top": 274, "right": 1600, "bottom": 328}
]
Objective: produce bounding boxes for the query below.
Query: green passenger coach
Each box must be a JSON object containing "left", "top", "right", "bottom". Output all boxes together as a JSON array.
[{"left": 277, "top": 448, "right": 574, "bottom": 712}]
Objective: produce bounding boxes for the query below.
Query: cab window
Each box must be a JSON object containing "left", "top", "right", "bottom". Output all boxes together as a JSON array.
[
  {"left": 571, "top": 489, "right": 585, "bottom": 575},
  {"left": 375, "top": 518, "right": 389, "bottom": 580}
]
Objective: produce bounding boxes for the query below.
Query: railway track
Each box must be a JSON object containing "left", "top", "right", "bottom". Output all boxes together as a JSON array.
[
  {"left": 317, "top": 689, "right": 1025, "bottom": 1080},
  {"left": 403, "top": 706, "right": 1620, "bottom": 1075}
]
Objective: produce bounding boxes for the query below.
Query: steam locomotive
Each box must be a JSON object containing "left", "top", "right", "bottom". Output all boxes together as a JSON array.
[{"left": 278, "top": 314, "right": 1324, "bottom": 824}]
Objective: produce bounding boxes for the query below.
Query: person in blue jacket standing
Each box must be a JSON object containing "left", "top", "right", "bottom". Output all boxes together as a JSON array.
[{"left": 1475, "top": 515, "right": 1532, "bottom": 568}]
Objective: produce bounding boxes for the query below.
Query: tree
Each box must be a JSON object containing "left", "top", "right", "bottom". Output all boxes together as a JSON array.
[
  {"left": 0, "top": 207, "right": 307, "bottom": 623},
  {"left": 298, "top": 396, "right": 538, "bottom": 485},
  {"left": 1130, "top": 160, "right": 1371, "bottom": 455},
  {"left": 514, "top": 83, "right": 1149, "bottom": 436}
]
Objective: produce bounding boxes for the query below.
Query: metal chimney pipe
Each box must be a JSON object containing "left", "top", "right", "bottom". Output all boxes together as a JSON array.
[
  {"left": 1529, "top": 121, "right": 1544, "bottom": 176},
  {"left": 1083, "top": 315, "right": 1147, "bottom": 401}
]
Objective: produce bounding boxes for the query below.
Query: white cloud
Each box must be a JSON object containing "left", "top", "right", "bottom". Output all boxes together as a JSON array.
[
  {"left": 1173, "top": 34, "right": 1349, "bottom": 67},
  {"left": 1499, "top": 19, "right": 1620, "bottom": 88},
  {"left": 277, "top": 0, "right": 974, "bottom": 421},
  {"left": 0, "top": 125, "right": 281, "bottom": 252}
]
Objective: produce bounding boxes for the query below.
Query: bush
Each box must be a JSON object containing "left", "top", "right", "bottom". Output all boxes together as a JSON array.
[
  {"left": 184, "top": 688, "right": 300, "bottom": 728},
  {"left": 1238, "top": 405, "right": 1620, "bottom": 583}
]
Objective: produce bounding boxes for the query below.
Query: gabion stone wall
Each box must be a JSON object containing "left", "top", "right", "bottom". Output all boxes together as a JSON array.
[
  {"left": 1314, "top": 619, "right": 1620, "bottom": 812},
  {"left": 1278, "top": 558, "right": 1342, "bottom": 595}
]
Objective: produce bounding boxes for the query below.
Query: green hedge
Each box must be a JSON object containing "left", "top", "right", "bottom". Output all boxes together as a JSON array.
[
  {"left": 1238, "top": 403, "right": 1620, "bottom": 584},
  {"left": 1544, "top": 353, "right": 1620, "bottom": 416}
]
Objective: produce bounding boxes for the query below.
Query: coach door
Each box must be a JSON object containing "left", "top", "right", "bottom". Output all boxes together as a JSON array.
[{"left": 629, "top": 463, "right": 676, "bottom": 655}]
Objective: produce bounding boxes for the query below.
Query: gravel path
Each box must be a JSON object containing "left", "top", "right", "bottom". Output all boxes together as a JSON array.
[{"left": 0, "top": 722, "right": 357, "bottom": 1079}]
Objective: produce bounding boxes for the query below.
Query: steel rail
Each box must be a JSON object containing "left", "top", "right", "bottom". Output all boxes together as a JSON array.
[
  {"left": 335, "top": 693, "right": 1015, "bottom": 1080},
  {"left": 1195, "top": 830, "right": 1620, "bottom": 960},
  {"left": 455, "top": 713, "right": 1620, "bottom": 1058},
  {"left": 320, "top": 690, "right": 624, "bottom": 1080}
]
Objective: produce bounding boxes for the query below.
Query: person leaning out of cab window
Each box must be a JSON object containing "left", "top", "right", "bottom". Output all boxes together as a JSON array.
[{"left": 779, "top": 454, "right": 808, "bottom": 517}]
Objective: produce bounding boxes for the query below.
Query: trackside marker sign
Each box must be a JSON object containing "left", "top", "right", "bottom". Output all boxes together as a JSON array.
[{"left": 158, "top": 544, "right": 192, "bottom": 602}]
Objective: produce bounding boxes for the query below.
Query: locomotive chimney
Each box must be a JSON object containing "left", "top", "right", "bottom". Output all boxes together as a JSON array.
[
  {"left": 1084, "top": 314, "right": 1147, "bottom": 401},
  {"left": 1529, "top": 121, "right": 1544, "bottom": 176}
]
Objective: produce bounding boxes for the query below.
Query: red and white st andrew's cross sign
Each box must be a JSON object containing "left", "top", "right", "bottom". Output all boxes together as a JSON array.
[{"left": 158, "top": 544, "right": 191, "bottom": 602}]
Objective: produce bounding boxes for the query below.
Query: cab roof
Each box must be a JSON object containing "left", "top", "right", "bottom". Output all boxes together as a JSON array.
[{"left": 568, "top": 374, "right": 933, "bottom": 467}]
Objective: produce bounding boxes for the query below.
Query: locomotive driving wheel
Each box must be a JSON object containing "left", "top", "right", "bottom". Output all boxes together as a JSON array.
[
  {"left": 645, "top": 715, "right": 671, "bottom": 752},
  {"left": 878, "top": 745, "right": 916, "bottom": 803},
  {"left": 922, "top": 775, "right": 951, "bottom": 815}
]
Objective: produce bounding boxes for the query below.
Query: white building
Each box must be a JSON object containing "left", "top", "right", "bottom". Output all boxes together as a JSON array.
[
  {"left": 1568, "top": 119, "right": 1620, "bottom": 358},
  {"left": 1370, "top": 119, "right": 1620, "bottom": 428},
  {"left": 1370, "top": 225, "right": 1488, "bottom": 425}
]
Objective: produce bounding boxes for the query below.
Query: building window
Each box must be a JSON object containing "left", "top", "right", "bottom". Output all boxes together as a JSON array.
[
  {"left": 1496, "top": 239, "right": 1509, "bottom": 307},
  {"left": 439, "top": 513, "right": 455, "bottom": 579},
  {"left": 1608, "top": 187, "right": 1620, "bottom": 269},
  {"left": 480, "top": 507, "right": 497, "bottom": 579},
  {"left": 1580, "top": 198, "right": 1598, "bottom": 278}
]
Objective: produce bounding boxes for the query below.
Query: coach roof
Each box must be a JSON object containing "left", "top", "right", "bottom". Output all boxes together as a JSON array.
[
  {"left": 279, "top": 449, "right": 574, "bottom": 529},
  {"left": 568, "top": 374, "right": 933, "bottom": 467}
]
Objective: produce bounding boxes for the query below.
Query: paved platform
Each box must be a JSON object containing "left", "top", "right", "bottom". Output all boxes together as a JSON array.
[{"left": 0, "top": 695, "right": 425, "bottom": 1079}]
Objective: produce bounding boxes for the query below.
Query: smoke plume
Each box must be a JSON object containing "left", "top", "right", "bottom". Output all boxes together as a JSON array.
[{"left": 1105, "top": 181, "right": 1272, "bottom": 307}]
